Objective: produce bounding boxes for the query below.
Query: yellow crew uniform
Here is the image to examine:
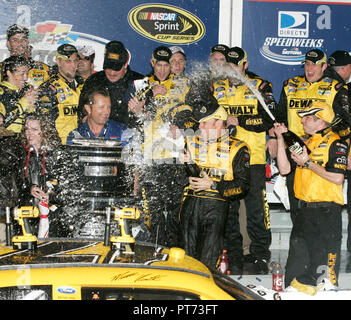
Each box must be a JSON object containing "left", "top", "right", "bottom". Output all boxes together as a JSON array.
[
  {"left": 179, "top": 131, "right": 250, "bottom": 270},
  {"left": 285, "top": 128, "right": 348, "bottom": 288},
  {"left": 294, "top": 130, "right": 345, "bottom": 205},
  {"left": 213, "top": 72, "right": 275, "bottom": 262},
  {"left": 184, "top": 132, "right": 250, "bottom": 201},
  {"left": 0, "top": 81, "right": 35, "bottom": 133},
  {"left": 38, "top": 73, "right": 84, "bottom": 145},
  {"left": 213, "top": 73, "right": 274, "bottom": 165},
  {"left": 277, "top": 74, "right": 350, "bottom": 218},
  {"left": 142, "top": 73, "right": 189, "bottom": 161},
  {"left": 279, "top": 75, "right": 350, "bottom": 138},
  {"left": 135, "top": 72, "right": 190, "bottom": 247},
  {"left": 27, "top": 60, "right": 52, "bottom": 88},
  {"left": 0, "top": 60, "right": 51, "bottom": 89}
]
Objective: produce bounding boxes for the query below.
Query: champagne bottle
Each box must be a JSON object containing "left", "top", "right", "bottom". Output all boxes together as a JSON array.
[
  {"left": 183, "top": 142, "right": 202, "bottom": 177},
  {"left": 282, "top": 130, "right": 310, "bottom": 155},
  {"left": 184, "top": 162, "right": 202, "bottom": 177}
]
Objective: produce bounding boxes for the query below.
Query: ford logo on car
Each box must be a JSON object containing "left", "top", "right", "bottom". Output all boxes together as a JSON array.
[{"left": 57, "top": 286, "right": 76, "bottom": 294}]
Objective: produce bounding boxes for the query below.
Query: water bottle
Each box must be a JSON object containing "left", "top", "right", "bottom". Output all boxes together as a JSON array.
[
  {"left": 219, "top": 249, "right": 229, "bottom": 275},
  {"left": 271, "top": 262, "right": 283, "bottom": 292},
  {"left": 38, "top": 200, "right": 49, "bottom": 238},
  {"left": 282, "top": 130, "right": 310, "bottom": 155}
]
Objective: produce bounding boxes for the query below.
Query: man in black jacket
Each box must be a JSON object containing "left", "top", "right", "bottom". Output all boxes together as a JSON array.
[
  {"left": 78, "top": 41, "right": 143, "bottom": 126},
  {"left": 326, "top": 50, "right": 351, "bottom": 252}
]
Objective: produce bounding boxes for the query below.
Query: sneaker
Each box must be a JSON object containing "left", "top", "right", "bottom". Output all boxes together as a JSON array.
[
  {"left": 289, "top": 278, "right": 318, "bottom": 296},
  {"left": 254, "top": 258, "right": 269, "bottom": 274},
  {"left": 317, "top": 278, "right": 337, "bottom": 291},
  {"left": 243, "top": 253, "right": 256, "bottom": 264}
]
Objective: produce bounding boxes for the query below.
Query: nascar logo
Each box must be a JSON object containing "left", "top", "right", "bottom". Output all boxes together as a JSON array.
[{"left": 128, "top": 4, "right": 205, "bottom": 44}]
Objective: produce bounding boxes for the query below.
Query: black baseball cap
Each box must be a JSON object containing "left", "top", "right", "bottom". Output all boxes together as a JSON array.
[
  {"left": 303, "top": 49, "right": 327, "bottom": 65},
  {"left": 7, "top": 24, "right": 29, "bottom": 40},
  {"left": 328, "top": 50, "right": 351, "bottom": 66},
  {"left": 192, "top": 95, "right": 227, "bottom": 123},
  {"left": 210, "top": 44, "right": 229, "bottom": 56},
  {"left": 226, "top": 46, "right": 248, "bottom": 66},
  {"left": 103, "top": 41, "right": 129, "bottom": 71},
  {"left": 56, "top": 44, "right": 78, "bottom": 60},
  {"left": 152, "top": 46, "right": 172, "bottom": 64}
]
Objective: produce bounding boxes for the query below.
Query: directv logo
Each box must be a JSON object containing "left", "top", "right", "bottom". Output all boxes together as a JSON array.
[{"left": 278, "top": 11, "right": 309, "bottom": 38}]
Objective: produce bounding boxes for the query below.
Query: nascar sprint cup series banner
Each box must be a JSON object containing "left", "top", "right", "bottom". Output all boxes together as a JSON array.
[
  {"left": 242, "top": 0, "right": 351, "bottom": 100},
  {"left": 0, "top": 0, "right": 219, "bottom": 75}
]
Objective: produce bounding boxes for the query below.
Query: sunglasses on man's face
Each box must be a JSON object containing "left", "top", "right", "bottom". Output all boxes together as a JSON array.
[{"left": 79, "top": 55, "right": 93, "bottom": 62}]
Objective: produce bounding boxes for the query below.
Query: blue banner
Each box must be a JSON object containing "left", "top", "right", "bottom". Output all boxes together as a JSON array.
[
  {"left": 242, "top": 0, "right": 351, "bottom": 100},
  {"left": 0, "top": 0, "right": 219, "bottom": 75}
]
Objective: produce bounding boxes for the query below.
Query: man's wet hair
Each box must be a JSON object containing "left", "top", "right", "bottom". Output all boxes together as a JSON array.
[{"left": 81, "top": 86, "right": 110, "bottom": 106}]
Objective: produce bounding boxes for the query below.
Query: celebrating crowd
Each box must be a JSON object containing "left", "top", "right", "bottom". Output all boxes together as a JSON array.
[{"left": 0, "top": 23, "right": 351, "bottom": 294}]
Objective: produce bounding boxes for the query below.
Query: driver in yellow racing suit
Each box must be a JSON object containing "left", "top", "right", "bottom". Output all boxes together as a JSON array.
[
  {"left": 179, "top": 93, "right": 250, "bottom": 271},
  {"left": 128, "top": 46, "right": 190, "bottom": 245},
  {"left": 37, "top": 44, "right": 84, "bottom": 145},
  {"left": 213, "top": 47, "right": 276, "bottom": 274}
]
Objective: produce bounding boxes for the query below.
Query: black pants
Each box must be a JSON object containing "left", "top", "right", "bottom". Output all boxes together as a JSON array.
[
  {"left": 179, "top": 196, "right": 228, "bottom": 271},
  {"left": 224, "top": 199, "right": 243, "bottom": 266},
  {"left": 245, "top": 164, "right": 271, "bottom": 260},
  {"left": 346, "top": 170, "right": 351, "bottom": 251},
  {"left": 284, "top": 202, "right": 342, "bottom": 287}
]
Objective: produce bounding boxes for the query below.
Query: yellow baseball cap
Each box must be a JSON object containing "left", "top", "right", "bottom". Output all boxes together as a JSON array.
[{"left": 298, "top": 101, "right": 335, "bottom": 123}]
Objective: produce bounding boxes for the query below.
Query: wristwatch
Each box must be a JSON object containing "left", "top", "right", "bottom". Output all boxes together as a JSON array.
[
  {"left": 210, "top": 181, "right": 218, "bottom": 190},
  {"left": 304, "top": 159, "right": 311, "bottom": 168}
]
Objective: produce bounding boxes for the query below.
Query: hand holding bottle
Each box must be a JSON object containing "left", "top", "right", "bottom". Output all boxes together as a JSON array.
[
  {"left": 189, "top": 171, "right": 212, "bottom": 191},
  {"left": 290, "top": 146, "right": 310, "bottom": 166},
  {"left": 31, "top": 185, "right": 49, "bottom": 202},
  {"left": 273, "top": 122, "right": 288, "bottom": 138},
  {"left": 273, "top": 122, "right": 310, "bottom": 155}
]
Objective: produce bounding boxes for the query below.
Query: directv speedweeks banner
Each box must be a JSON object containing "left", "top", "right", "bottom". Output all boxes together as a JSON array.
[
  {"left": 242, "top": 0, "right": 351, "bottom": 100},
  {"left": 0, "top": 0, "right": 219, "bottom": 75}
]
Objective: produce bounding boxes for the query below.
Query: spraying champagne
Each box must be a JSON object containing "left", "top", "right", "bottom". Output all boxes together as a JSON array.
[{"left": 227, "top": 67, "right": 310, "bottom": 155}]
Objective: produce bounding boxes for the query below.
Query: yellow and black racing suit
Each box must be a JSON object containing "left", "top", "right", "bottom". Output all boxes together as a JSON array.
[
  {"left": 37, "top": 73, "right": 85, "bottom": 145},
  {"left": 0, "top": 59, "right": 51, "bottom": 88},
  {"left": 276, "top": 75, "right": 351, "bottom": 220},
  {"left": 179, "top": 132, "right": 250, "bottom": 270},
  {"left": 213, "top": 71, "right": 275, "bottom": 264},
  {"left": 284, "top": 128, "right": 348, "bottom": 288},
  {"left": 0, "top": 81, "right": 35, "bottom": 133},
  {"left": 135, "top": 73, "right": 190, "bottom": 245}
]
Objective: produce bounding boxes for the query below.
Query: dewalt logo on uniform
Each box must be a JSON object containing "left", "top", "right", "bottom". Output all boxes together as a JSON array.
[
  {"left": 128, "top": 4, "right": 205, "bottom": 44},
  {"left": 224, "top": 105, "right": 257, "bottom": 116},
  {"left": 62, "top": 105, "right": 78, "bottom": 116},
  {"left": 288, "top": 99, "right": 313, "bottom": 109}
]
